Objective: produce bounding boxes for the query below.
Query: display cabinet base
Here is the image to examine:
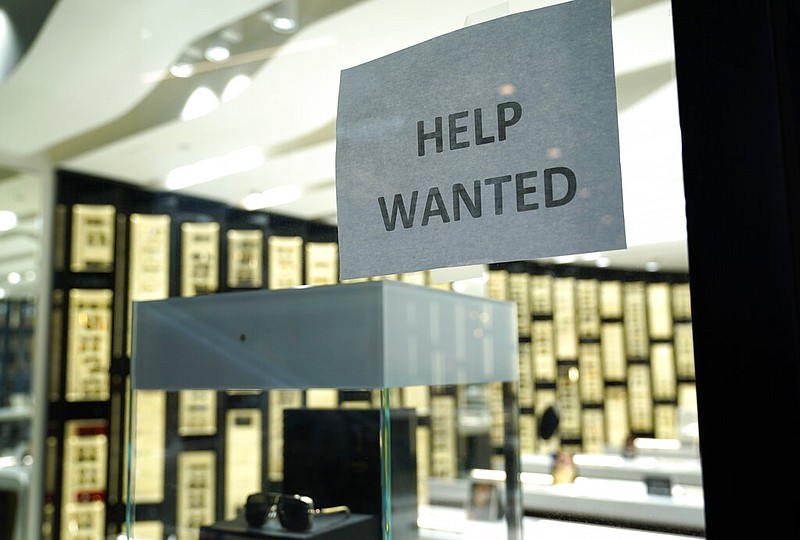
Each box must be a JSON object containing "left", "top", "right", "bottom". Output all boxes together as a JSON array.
[{"left": 199, "top": 513, "right": 381, "bottom": 540}]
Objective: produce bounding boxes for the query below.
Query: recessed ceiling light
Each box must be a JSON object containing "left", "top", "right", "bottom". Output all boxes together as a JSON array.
[
  {"left": 261, "top": 0, "right": 299, "bottom": 33},
  {"left": 181, "top": 87, "right": 219, "bottom": 121},
  {"left": 220, "top": 28, "right": 242, "bottom": 44},
  {"left": 7, "top": 271, "right": 20, "bottom": 284},
  {"left": 170, "top": 62, "right": 194, "bottom": 78},
  {"left": 222, "top": 74, "right": 251, "bottom": 102},
  {"left": 272, "top": 17, "right": 297, "bottom": 32},
  {"left": 204, "top": 44, "right": 230, "bottom": 63}
]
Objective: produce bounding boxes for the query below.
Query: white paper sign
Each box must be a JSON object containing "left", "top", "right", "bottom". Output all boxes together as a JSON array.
[{"left": 335, "top": 0, "right": 625, "bottom": 280}]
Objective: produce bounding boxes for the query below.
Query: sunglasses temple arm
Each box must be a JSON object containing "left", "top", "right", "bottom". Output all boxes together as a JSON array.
[{"left": 314, "top": 505, "right": 351, "bottom": 517}]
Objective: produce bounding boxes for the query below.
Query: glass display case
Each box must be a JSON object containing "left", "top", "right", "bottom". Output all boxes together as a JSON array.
[{"left": 128, "top": 280, "right": 522, "bottom": 540}]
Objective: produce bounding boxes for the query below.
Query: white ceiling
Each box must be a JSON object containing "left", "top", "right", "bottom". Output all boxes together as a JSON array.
[{"left": 0, "top": 0, "right": 688, "bottom": 298}]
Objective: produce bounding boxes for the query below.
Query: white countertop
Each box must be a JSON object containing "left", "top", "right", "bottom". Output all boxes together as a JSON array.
[
  {"left": 417, "top": 505, "right": 702, "bottom": 539},
  {"left": 522, "top": 453, "right": 704, "bottom": 486},
  {"left": 428, "top": 474, "right": 705, "bottom": 535}
]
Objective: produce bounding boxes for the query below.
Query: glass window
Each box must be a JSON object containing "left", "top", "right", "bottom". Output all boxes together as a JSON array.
[{"left": 0, "top": 1, "right": 700, "bottom": 539}]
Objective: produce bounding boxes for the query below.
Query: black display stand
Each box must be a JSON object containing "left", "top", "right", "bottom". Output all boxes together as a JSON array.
[
  {"left": 282, "top": 408, "right": 418, "bottom": 540},
  {"left": 199, "top": 513, "right": 380, "bottom": 540}
]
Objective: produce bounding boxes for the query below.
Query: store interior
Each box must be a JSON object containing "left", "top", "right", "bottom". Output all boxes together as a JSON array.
[{"left": 0, "top": 1, "right": 703, "bottom": 539}]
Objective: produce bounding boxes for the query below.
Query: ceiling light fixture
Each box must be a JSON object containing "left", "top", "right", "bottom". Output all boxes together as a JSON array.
[
  {"left": 0, "top": 209, "right": 17, "bottom": 231},
  {"left": 243, "top": 185, "right": 303, "bottom": 210},
  {"left": 261, "top": 0, "right": 299, "bottom": 34},
  {"left": 219, "top": 27, "right": 243, "bottom": 44},
  {"left": 204, "top": 44, "right": 230, "bottom": 63},
  {"left": 7, "top": 271, "right": 20, "bottom": 284},
  {"left": 222, "top": 74, "right": 251, "bottom": 102},
  {"left": 272, "top": 16, "right": 297, "bottom": 33},
  {"left": 166, "top": 146, "right": 264, "bottom": 191},
  {"left": 181, "top": 86, "right": 219, "bottom": 121},
  {"left": 170, "top": 61, "right": 194, "bottom": 78}
]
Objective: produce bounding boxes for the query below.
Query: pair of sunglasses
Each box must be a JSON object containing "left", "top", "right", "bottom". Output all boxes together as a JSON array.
[{"left": 244, "top": 492, "right": 350, "bottom": 532}]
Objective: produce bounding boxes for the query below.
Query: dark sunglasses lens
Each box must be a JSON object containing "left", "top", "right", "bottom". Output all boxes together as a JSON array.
[
  {"left": 244, "top": 504, "right": 268, "bottom": 528},
  {"left": 244, "top": 493, "right": 278, "bottom": 528},
  {"left": 277, "top": 496, "right": 312, "bottom": 532}
]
